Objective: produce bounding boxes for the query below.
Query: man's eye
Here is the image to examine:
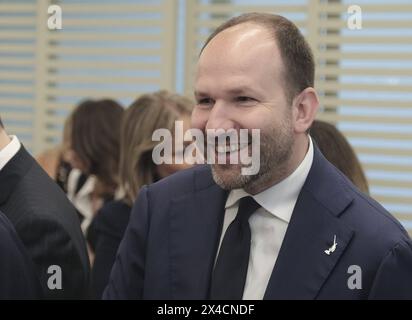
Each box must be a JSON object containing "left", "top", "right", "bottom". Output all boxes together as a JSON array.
[
  {"left": 197, "top": 98, "right": 214, "bottom": 106},
  {"left": 235, "top": 96, "right": 255, "bottom": 103}
]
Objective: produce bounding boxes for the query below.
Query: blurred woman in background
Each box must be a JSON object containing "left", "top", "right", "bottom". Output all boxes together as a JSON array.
[
  {"left": 65, "top": 99, "right": 123, "bottom": 237},
  {"left": 35, "top": 113, "right": 74, "bottom": 192},
  {"left": 311, "top": 119, "right": 369, "bottom": 194},
  {"left": 91, "top": 90, "right": 194, "bottom": 298}
]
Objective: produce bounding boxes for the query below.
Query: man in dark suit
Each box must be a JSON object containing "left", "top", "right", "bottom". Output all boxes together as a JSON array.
[
  {"left": 0, "top": 210, "right": 42, "bottom": 299},
  {"left": 0, "top": 117, "right": 90, "bottom": 299},
  {"left": 104, "top": 13, "right": 412, "bottom": 299}
]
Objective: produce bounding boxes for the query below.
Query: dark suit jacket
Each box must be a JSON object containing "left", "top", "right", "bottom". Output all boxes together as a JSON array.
[
  {"left": 90, "top": 200, "right": 131, "bottom": 299},
  {"left": 0, "top": 211, "right": 42, "bottom": 299},
  {"left": 104, "top": 145, "right": 412, "bottom": 299},
  {"left": 0, "top": 146, "right": 90, "bottom": 299}
]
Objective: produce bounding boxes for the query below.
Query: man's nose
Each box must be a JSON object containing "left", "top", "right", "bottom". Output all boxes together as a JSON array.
[{"left": 205, "top": 101, "right": 236, "bottom": 132}]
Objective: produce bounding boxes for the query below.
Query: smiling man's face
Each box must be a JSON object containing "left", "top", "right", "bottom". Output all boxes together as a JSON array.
[{"left": 192, "top": 23, "right": 296, "bottom": 194}]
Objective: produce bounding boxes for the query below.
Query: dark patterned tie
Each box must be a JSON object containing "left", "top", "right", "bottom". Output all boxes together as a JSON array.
[{"left": 210, "top": 196, "right": 260, "bottom": 300}]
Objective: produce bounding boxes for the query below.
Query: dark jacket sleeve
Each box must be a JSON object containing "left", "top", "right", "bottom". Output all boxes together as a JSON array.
[
  {"left": 103, "top": 186, "right": 150, "bottom": 300},
  {"left": 369, "top": 239, "right": 412, "bottom": 299},
  {"left": 15, "top": 214, "right": 88, "bottom": 299},
  {"left": 91, "top": 202, "right": 131, "bottom": 299},
  {"left": 0, "top": 213, "right": 42, "bottom": 299}
]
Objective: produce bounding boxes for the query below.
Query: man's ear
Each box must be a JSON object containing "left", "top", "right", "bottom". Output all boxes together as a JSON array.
[{"left": 292, "top": 87, "right": 319, "bottom": 134}]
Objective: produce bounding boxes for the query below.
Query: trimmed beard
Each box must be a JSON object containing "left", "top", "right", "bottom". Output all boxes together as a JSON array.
[{"left": 211, "top": 113, "right": 294, "bottom": 193}]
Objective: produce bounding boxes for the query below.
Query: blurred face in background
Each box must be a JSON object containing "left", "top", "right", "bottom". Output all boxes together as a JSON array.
[
  {"left": 63, "top": 116, "right": 87, "bottom": 172},
  {"left": 156, "top": 114, "right": 193, "bottom": 178},
  {"left": 61, "top": 114, "right": 80, "bottom": 168},
  {"left": 119, "top": 90, "right": 194, "bottom": 206},
  {"left": 65, "top": 143, "right": 89, "bottom": 173}
]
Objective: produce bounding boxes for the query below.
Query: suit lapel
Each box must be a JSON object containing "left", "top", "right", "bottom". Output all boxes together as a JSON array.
[
  {"left": 263, "top": 188, "right": 354, "bottom": 299},
  {"left": 169, "top": 167, "right": 228, "bottom": 299},
  {"left": 264, "top": 144, "right": 355, "bottom": 299}
]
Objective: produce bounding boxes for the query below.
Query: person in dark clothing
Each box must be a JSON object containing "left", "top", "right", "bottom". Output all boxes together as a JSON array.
[
  {"left": 64, "top": 99, "right": 123, "bottom": 254},
  {"left": 0, "top": 116, "right": 90, "bottom": 299},
  {"left": 91, "top": 90, "right": 194, "bottom": 298},
  {"left": 89, "top": 201, "right": 131, "bottom": 298},
  {"left": 103, "top": 13, "right": 412, "bottom": 300},
  {"left": 0, "top": 210, "right": 42, "bottom": 299}
]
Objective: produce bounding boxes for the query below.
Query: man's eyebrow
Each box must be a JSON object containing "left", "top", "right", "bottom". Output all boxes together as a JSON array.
[
  {"left": 194, "top": 87, "right": 259, "bottom": 98},
  {"left": 194, "top": 91, "right": 209, "bottom": 98},
  {"left": 227, "top": 88, "right": 249, "bottom": 95}
]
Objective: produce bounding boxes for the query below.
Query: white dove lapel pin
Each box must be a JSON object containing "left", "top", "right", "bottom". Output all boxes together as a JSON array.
[{"left": 324, "top": 235, "right": 337, "bottom": 255}]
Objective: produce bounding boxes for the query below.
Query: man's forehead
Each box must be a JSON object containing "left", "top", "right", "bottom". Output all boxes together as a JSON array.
[
  {"left": 196, "top": 42, "right": 281, "bottom": 85},
  {"left": 205, "top": 22, "right": 270, "bottom": 48},
  {"left": 199, "top": 25, "right": 279, "bottom": 66}
]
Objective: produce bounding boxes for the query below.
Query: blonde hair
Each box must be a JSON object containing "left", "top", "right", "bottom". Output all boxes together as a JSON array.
[{"left": 119, "top": 90, "right": 193, "bottom": 205}]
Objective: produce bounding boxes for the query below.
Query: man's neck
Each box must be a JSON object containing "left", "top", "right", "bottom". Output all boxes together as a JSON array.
[{"left": 0, "top": 129, "right": 11, "bottom": 151}]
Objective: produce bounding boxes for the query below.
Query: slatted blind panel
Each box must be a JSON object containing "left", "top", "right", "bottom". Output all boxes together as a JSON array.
[
  {"left": 314, "top": 0, "right": 412, "bottom": 233},
  {"left": 0, "top": 0, "right": 177, "bottom": 153},
  {"left": 0, "top": 0, "right": 37, "bottom": 151},
  {"left": 185, "top": 0, "right": 412, "bottom": 235},
  {"left": 41, "top": 0, "right": 177, "bottom": 150}
]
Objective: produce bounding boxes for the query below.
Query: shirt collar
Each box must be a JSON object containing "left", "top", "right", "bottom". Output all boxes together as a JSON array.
[
  {"left": 0, "top": 135, "right": 21, "bottom": 172},
  {"left": 225, "top": 136, "right": 314, "bottom": 223}
]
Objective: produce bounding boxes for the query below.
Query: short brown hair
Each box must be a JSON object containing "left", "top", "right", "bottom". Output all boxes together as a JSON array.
[
  {"left": 201, "top": 13, "right": 315, "bottom": 103},
  {"left": 70, "top": 99, "right": 124, "bottom": 199},
  {"left": 119, "top": 90, "right": 193, "bottom": 205},
  {"left": 0, "top": 116, "right": 3, "bottom": 128}
]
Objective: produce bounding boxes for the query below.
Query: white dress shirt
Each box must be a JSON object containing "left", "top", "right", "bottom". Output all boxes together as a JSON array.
[
  {"left": 0, "top": 135, "right": 21, "bottom": 172},
  {"left": 67, "top": 168, "right": 97, "bottom": 234},
  {"left": 216, "top": 136, "right": 314, "bottom": 300}
]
